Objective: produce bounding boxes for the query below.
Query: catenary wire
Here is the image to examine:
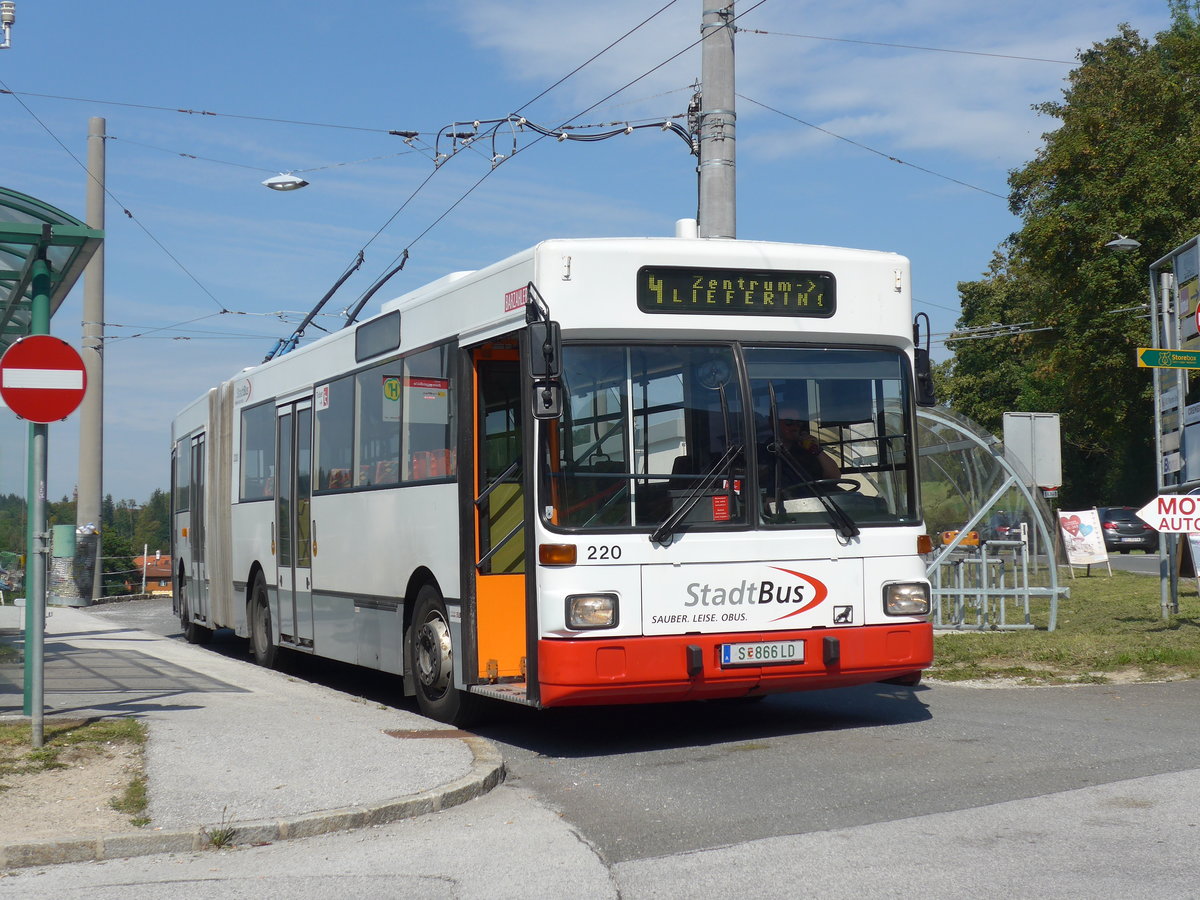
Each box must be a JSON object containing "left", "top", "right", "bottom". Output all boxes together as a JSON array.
[
  {"left": 738, "top": 93, "right": 1008, "bottom": 200},
  {"left": 0, "top": 76, "right": 232, "bottom": 314},
  {"left": 739, "top": 29, "right": 1074, "bottom": 64}
]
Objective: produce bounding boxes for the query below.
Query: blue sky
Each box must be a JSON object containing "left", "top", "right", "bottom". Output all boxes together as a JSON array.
[{"left": 0, "top": 0, "right": 1174, "bottom": 504}]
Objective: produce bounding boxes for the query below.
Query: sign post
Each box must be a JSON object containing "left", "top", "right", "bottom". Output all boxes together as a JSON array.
[{"left": 1, "top": 333, "right": 87, "bottom": 749}]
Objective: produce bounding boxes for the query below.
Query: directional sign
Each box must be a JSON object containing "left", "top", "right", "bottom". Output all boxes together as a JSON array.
[
  {"left": 1135, "top": 495, "right": 1200, "bottom": 532},
  {"left": 1137, "top": 347, "right": 1200, "bottom": 369},
  {"left": 0, "top": 335, "right": 87, "bottom": 423}
]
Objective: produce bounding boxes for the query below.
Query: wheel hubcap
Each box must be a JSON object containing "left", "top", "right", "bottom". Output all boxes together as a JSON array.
[{"left": 416, "top": 614, "right": 452, "bottom": 697}]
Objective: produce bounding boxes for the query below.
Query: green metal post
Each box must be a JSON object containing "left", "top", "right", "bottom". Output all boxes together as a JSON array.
[{"left": 21, "top": 253, "right": 51, "bottom": 747}]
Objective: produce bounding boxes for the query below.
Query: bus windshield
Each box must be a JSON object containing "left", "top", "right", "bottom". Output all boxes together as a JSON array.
[{"left": 542, "top": 343, "right": 918, "bottom": 533}]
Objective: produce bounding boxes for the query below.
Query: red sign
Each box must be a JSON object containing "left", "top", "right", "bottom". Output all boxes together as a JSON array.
[{"left": 0, "top": 335, "right": 88, "bottom": 423}]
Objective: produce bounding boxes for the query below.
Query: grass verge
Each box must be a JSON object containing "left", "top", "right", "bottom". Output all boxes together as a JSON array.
[
  {"left": 0, "top": 718, "right": 148, "bottom": 821},
  {"left": 930, "top": 570, "right": 1200, "bottom": 684}
]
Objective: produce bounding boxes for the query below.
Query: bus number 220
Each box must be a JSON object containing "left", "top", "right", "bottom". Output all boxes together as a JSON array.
[{"left": 586, "top": 545, "right": 622, "bottom": 561}]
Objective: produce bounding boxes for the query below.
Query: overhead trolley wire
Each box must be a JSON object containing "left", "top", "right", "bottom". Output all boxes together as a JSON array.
[
  {"left": 739, "top": 29, "right": 1074, "bottom": 65},
  {"left": 339, "top": 0, "right": 736, "bottom": 329},
  {"left": 393, "top": 0, "right": 771, "bottom": 257},
  {"left": 0, "top": 75, "right": 232, "bottom": 317},
  {"left": 0, "top": 87, "right": 415, "bottom": 135},
  {"left": 738, "top": 93, "right": 1008, "bottom": 201}
]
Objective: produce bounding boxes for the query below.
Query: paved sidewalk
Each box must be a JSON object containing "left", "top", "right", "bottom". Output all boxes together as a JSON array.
[{"left": 0, "top": 606, "right": 504, "bottom": 870}]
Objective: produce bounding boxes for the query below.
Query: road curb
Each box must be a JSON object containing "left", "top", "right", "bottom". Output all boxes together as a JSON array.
[{"left": 0, "top": 734, "right": 505, "bottom": 871}]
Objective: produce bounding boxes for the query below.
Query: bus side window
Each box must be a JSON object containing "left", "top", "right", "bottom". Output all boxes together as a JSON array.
[
  {"left": 239, "top": 402, "right": 276, "bottom": 501},
  {"left": 315, "top": 376, "right": 354, "bottom": 491},
  {"left": 402, "top": 343, "right": 455, "bottom": 482}
]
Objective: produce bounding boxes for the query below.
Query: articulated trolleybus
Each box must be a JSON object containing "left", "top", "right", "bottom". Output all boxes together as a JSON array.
[{"left": 172, "top": 227, "right": 935, "bottom": 724}]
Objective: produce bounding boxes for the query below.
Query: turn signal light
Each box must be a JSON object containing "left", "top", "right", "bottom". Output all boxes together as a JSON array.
[
  {"left": 539, "top": 543, "right": 577, "bottom": 566},
  {"left": 917, "top": 534, "right": 933, "bottom": 554}
]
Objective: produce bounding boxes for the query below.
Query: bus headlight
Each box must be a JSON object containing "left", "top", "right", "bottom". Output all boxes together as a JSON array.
[
  {"left": 883, "top": 582, "right": 930, "bottom": 616},
  {"left": 566, "top": 593, "right": 619, "bottom": 629}
]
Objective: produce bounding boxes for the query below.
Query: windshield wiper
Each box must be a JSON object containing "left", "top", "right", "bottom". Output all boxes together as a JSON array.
[
  {"left": 767, "top": 440, "right": 859, "bottom": 539},
  {"left": 650, "top": 442, "right": 743, "bottom": 545}
]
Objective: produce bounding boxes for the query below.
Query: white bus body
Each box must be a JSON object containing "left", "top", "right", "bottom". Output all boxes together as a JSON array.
[{"left": 172, "top": 235, "right": 933, "bottom": 723}]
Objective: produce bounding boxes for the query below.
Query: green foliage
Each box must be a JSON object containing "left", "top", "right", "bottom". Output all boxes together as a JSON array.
[
  {"left": 110, "top": 774, "right": 148, "bottom": 821},
  {"left": 944, "top": 13, "right": 1200, "bottom": 507},
  {"left": 0, "top": 489, "right": 171, "bottom": 595}
]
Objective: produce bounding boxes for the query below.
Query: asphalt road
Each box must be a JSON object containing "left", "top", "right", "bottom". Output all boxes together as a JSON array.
[{"left": 81, "top": 598, "right": 1200, "bottom": 869}]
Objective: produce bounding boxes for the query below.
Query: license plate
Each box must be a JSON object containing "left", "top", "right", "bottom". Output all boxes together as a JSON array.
[
  {"left": 720, "top": 640, "right": 804, "bottom": 667},
  {"left": 1121, "top": 537, "right": 1142, "bottom": 543}
]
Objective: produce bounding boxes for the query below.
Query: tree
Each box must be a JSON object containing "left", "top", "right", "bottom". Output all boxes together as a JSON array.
[{"left": 943, "top": 6, "right": 1200, "bottom": 506}]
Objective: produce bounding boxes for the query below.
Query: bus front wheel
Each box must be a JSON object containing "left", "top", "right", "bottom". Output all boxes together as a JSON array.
[
  {"left": 410, "top": 584, "right": 479, "bottom": 726},
  {"left": 250, "top": 577, "right": 277, "bottom": 669}
]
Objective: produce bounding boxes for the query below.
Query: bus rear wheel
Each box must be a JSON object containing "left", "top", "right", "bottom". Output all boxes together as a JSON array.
[
  {"left": 178, "top": 571, "right": 212, "bottom": 645},
  {"left": 410, "top": 584, "right": 479, "bottom": 726},
  {"left": 249, "top": 577, "right": 277, "bottom": 669}
]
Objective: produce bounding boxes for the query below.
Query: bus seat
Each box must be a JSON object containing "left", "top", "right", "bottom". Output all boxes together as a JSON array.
[
  {"left": 428, "top": 449, "right": 452, "bottom": 477},
  {"left": 669, "top": 455, "right": 693, "bottom": 489}
]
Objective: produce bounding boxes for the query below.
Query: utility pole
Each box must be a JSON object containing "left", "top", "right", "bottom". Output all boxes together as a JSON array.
[
  {"left": 77, "top": 117, "right": 105, "bottom": 602},
  {"left": 697, "top": 2, "right": 736, "bottom": 239}
]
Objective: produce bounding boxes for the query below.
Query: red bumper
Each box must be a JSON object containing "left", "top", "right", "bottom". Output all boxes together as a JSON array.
[{"left": 536, "top": 623, "right": 933, "bottom": 707}]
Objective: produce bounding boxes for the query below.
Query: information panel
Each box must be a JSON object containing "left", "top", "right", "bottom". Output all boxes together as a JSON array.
[{"left": 637, "top": 266, "right": 836, "bottom": 317}]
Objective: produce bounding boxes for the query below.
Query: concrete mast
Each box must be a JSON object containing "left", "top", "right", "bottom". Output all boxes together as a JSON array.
[{"left": 697, "top": 2, "right": 736, "bottom": 239}]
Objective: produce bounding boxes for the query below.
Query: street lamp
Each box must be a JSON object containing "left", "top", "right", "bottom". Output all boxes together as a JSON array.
[
  {"left": 262, "top": 173, "right": 309, "bottom": 191},
  {"left": 1105, "top": 234, "right": 1142, "bottom": 252}
]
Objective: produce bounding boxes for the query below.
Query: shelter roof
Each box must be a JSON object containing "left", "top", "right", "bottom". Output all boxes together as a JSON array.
[{"left": 0, "top": 186, "right": 103, "bottom": 355}]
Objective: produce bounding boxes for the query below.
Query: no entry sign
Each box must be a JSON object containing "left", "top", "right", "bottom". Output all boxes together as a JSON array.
[{"left": 0, "top": 335, "right": 88, "bottom": 423}]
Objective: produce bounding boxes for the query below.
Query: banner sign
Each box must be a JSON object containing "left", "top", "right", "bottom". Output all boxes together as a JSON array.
[{"left": 1058, "top": 509, "right": 1108, "bottom": 565}]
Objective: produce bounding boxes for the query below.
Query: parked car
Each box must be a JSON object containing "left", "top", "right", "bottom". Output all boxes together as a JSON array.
[
  {"left": 983, "top": 511, "right": 1024, "bottom": 543},
  {"left": 1097, "top": 506, "right": 1158, "bottom": 554}
]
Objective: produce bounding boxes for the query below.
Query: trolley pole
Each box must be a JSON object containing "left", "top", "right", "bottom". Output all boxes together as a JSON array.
[{"left": 697, "top": 2, "right": 736, "bottom": 239}]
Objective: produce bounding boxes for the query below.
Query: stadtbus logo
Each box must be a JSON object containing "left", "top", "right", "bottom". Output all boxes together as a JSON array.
[{"left": 684, "top": 566, "right": 828, "bottom": 621}]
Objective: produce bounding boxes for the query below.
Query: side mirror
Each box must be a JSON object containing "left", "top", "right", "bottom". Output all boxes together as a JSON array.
[
  {"left": 531, "top": 381, "right": 563, "bottom": 419},
  {"left": 525, "top": 320, "right": 561, "bottom": 379},
  {"left": 525, "top": 320, "right": 563, "bottom": 419},
  {"left": 914, "top": 347, "right": 937, "bottom": 407}
]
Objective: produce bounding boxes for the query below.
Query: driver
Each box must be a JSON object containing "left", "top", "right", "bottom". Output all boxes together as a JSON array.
[{"left": 774, "top": 409, "right": 840, "bottom": 484}]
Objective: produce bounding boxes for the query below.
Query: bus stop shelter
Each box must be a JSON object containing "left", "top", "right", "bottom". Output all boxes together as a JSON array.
[{"left": 0, "top": 185, "right": 104, "bottom": 741}]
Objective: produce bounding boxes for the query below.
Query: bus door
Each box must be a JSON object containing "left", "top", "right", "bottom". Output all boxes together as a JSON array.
[
  {"left": 276, "top": 401, "right": 314, "bottom": 648},
  {"left": 470, "top": 344, "right": 527, "bottom": 683},
  {"left": 187, "top": 433, "right": 209, "bottom": 621}
]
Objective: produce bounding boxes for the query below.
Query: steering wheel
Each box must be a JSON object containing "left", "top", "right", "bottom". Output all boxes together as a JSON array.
[{"left": 781, "top": 478, "right": 860, "bottom": 498}]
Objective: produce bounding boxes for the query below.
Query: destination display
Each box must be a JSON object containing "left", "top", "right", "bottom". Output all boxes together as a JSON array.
[{"left": 636, "top": 266, "right": 836, "bottom": 317}]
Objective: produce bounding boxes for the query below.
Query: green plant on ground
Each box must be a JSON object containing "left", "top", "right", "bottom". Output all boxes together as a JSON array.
[
  {"left": 930, "top": 570, "right": 1200, "bottom": 684},
  {"left": 202, "top": 807, "right": 237, "bottom": 849},
  {"left": 110, "top": 774, "right": 149, "bottom": 823}
]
